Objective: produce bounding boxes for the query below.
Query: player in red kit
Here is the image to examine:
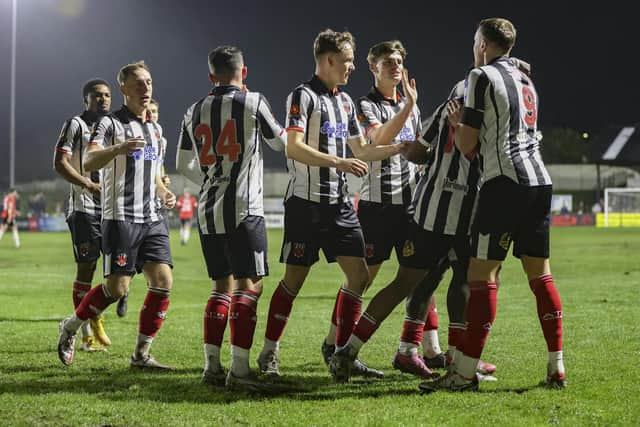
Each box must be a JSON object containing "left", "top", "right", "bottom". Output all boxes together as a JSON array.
[
  {"left": 176, "top": 190, "right": 197, "bottom": 245},
  {"left": 0, "top": 188, "right": 20, "bottom": 248}
]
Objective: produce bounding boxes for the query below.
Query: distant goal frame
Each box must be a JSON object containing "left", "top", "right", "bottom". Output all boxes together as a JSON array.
[{"left": 603, "top": 187, "right": 640, "bottom": 227}]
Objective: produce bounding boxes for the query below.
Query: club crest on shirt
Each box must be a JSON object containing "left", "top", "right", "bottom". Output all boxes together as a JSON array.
[
  {"left": 289, "top": 104, "right": 300, "bottom": 117},
  {"left": 402, "top": 240, "right": 415, "bottom": 257},
  {"left": 115, "top": 252, "right": 128, "bottom": 267},
  {"left": 343, "top": 102, "right": 352, "bottom": 115},
  {"left": 357, "top": 113, "right": 367, "bottom": 124}
]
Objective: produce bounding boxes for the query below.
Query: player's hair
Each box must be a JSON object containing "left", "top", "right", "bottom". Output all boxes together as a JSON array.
[
  {"left": 82, "top": 79, "right": 110, "bottom": 99},
  {"left": 478, "top": 18, "right": 516, "bottom": 52},
  {"left": 208, "top": 45, "right": 244, "bottom": 77},
  {"left": 367, "top": 40, "right": 406, "bottom": 65},
  {"left": 313, "top": 29, "right": 355, "bottom": 59},
  {"left": 149, "top": 98, "right": 159, "bottom": 109},
  {"left": 117, "top": 60, "right": 150, "bottom": 85}
]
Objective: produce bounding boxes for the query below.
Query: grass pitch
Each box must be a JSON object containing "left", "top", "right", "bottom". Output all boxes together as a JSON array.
[{"left": 0, "top": 227, "right": 639, "bottom": 426}]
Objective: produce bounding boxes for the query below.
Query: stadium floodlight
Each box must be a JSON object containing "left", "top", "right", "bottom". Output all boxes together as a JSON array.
[
  {"left": 604, "top": 187, "right": 640, "bottom": 227},
  {"left": 9, "top": 0, "right": 17, "bottom": 187}
]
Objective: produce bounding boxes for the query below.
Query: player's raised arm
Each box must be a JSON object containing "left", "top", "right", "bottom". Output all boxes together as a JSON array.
[
  {"left": 84, "top": 117, "right": 144, "bottom": 171},
  {"left": 365, "top": 69, "right": 418, "bottom": 146},
  {"left": 286, "top": 129, "right": 368, "bottom": 177}
]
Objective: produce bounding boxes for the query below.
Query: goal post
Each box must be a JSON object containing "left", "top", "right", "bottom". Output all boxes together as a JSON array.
[{"left": 604, "top": 188, "right": 640, "bottom": 227}]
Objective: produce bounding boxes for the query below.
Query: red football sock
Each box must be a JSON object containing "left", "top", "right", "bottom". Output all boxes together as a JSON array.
[
  {"left": 72, "top": 280, "right": 92, "bottom": 309},
  {"left": 352, "top": 311, "right": 378, "bottom": 344},
  {"left": 75, "top": 284, "right": 111, "bottom": 320},
  {"left": 330, "top": 288, "right": 341, "bottom": 328},
  {"left": 229, "top": 289, "right": 259, "bottom": 350},
  {"left": 529, "top": 274, "right": 563, "bottom": 352},
  {"left": 401, "top": 317, "right": 424, "bottom": 346},
  {"left": 204, "top": 291, "right": 231, "bottom": 346},
  {"left": 424, "top": 296, "right": 439, "bottom": 331},
  {"left": 265, "top": 281, "right": 296, "bottom": 342},
  {"left": 458, "top": 281, "right": 497, "bottom": 358},
  {"left": 139, "top": 287, "right": 170, "bottom": 338},
  {"left": 335, "top": 288, "right": 362, "bottom": 347}
]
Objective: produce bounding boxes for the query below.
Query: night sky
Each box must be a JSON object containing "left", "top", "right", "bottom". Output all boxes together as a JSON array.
[{"left": 0, "top": 0, "right": 636, "bottom": 187}]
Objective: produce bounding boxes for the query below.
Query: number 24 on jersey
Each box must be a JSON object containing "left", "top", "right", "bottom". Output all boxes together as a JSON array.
[{"left": 195, "top": 120, "right": 241, "bottom": 166}]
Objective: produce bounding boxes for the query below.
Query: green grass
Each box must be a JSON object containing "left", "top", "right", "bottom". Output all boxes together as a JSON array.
[{"left": 0, "top": 227, "right": 639, "bottom": 426}]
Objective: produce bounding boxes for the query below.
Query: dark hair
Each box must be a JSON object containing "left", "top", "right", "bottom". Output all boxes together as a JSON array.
[
  {"left": 208, "top": 45, "right": 244, "bottom": 77},
  {"left": 117, "top": 60, "right": 150, "bottom": 85},
  {"left": 82, "top": 78, "right": 110, "bottom": 98},
  {"left": 313, "top": 29, "right": 355, "bottom": 59},
  {"left": 367, "top": 40, "right": 406, "bottom": 64},
  {"left": 478, "top": 18, "right": 516, "bottom": 52},
  {"left": 149, "top": 98, "right": 159, "bottom": 108}
]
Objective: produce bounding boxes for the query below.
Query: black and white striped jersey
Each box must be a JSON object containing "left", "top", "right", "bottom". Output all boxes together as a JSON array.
[
  {"left": 55, "top": 113, "right": 101, "bottom": 217},
  {"left": 461, "top": 56, "right": 552, "bottom": 186},
  {"left": 356, "top": 87, "right": 421, "bottom": 205},
  {"left": 412, "top": 80, "right": 481, "bottom": 236},
  {"left": 284, "top": 75, "right": 363, "bottom": 204},
  {"left": 177, "top": 86, "right": 286, "bottom": 235},
  {"left": 90, "top": 106, "right": 165, "bottom": 223}
]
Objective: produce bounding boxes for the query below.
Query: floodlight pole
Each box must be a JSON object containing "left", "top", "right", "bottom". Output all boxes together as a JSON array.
[{"left": 9, "top": 0, "right": 17, "bottom": 187}]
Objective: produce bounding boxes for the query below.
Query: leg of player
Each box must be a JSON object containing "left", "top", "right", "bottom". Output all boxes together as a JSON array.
[
  {"left": 58, "top": 274, "right": 130, "bottom": 366},
  {"left": 418, "top": 257, "right": 448, "bottom": 368},
  {"left": 202, "top": 275, "right": 233, "bottom": 385},
  {"left": 521, "top": 255, "right": 565, "bottom": 388},
  {"left": 420, "top": 258, "right": 501, "bottom": 393},
  {"left": 321, "top": 263, "right": 382, "bottom": 366},
  {"left": 394, "top": 273, "right": 440, "bottom": 379},
  {"left": 74, "top": 260, "right": 108, "bottom": 352},
  {"left": 445, "top": 258, "right": 497, "bottom": 379},
  {"left": 11, "top": 223, "right": 20, "bottom": 248},
  {"left": 257, "top": 264, "right": 310, "bottom": 377},
  {"left": 226, "top": 276, "right": 267, "bottom": 391},
  {"left": 131, "top": 262, "right": 173, "bottom": 370},
  {"left": 331, "top": 265, "right": 428, "bottom": 382}
]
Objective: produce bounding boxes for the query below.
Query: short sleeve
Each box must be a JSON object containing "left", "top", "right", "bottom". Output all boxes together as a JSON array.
[
  {"left": 55, "top": 119, "right": 80, "bottom": 154},
  {"left": 285, "top": 87, "right": 313, "bottom": 133},
  {"left": 356, "top": 97, "right": 382, "bottom": 137}
]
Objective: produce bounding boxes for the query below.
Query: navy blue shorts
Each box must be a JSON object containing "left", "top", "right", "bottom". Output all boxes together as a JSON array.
[
  {"left": 470, "top": 176, "right": 551, "bottom": 261},
  {"left": 280, "top": 196, "right": 365, "bottom": 266},
  {"left": 358, "top": 201, "right": 413, "bottom": 266},
  {"left": 66, "top": 211, "right": 102, "bottom": 263},
  {"left": 199, "top": 215, "right": 268, "bottom": 280},
  {"left": 102, "top": 219, "right": 173, "bottom": 276}
]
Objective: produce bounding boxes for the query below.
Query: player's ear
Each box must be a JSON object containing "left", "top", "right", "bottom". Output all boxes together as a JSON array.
[
  {"left": 208, "top": 73, "right": 217, "bottom": 85},
  {"left": 242, "top": 66, "right": 247, "bottom": 81},
  {"left": 368, "top": 61, "right": 376, "bottom": 74}
]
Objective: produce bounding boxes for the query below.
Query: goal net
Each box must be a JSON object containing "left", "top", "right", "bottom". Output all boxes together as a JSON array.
[{"left": 604, "top": 188, "right": 640, "bottom": 227}]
